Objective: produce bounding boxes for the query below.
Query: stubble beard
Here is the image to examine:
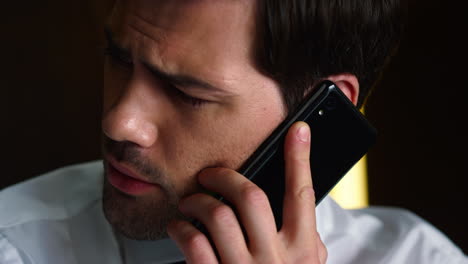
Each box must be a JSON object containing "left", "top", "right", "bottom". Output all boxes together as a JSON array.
[
  {"left": 101, "top": 139, "right": 189, "bottom": 240},
  {"left": 102, "top": 178, "right": 186, "bottom": 240}
]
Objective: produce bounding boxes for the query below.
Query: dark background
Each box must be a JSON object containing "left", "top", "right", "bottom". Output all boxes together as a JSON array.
[{"left": 2, "top": 0, "right": 466, "bottom": 254}]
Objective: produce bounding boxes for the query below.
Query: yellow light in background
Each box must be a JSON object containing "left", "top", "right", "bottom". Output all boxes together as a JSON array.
[
  {"left": 329, "top": 107, "right": 369, "bottom": 209},
  {"left": 329, "top": 156, "right": 369, "bottom": 209}
]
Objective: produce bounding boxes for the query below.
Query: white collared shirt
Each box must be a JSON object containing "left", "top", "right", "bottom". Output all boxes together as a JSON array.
[{"left": 0, "top": 161, "right": 466, "bottom": 264}]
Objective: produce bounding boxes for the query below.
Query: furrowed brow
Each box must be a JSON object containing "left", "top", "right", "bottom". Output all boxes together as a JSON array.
[
  {"left": 104, "top": 26, "right": 132, "bottom": 62},
  {"left": 104, "top": 26, "right": 233, "bottom": 95},
  {"left": 141, "top": 60, "right": 229, "bottom": 94}
]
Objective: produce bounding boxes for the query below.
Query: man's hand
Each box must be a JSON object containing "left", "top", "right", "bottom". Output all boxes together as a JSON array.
[{"left": 167, "top": 122, "right": 327, "bottom": 264}]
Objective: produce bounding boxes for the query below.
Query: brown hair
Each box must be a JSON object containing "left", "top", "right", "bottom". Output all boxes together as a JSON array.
[{"left": 256, "top": 0, "right": 406, "bottom": 112}]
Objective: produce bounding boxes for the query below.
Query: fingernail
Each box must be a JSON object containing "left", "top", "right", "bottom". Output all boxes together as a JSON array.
[{"left": 297, "top": 125, "right": 310, "bottom": 143}]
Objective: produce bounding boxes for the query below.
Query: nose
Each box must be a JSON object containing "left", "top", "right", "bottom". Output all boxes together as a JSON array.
[{"left": 102, "top": 74, "right": 158, "bottom": 149}]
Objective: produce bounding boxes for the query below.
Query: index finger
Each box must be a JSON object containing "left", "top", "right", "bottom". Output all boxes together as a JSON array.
[{"left": 280, "top": 121, "right": 317, "bottom": 246}]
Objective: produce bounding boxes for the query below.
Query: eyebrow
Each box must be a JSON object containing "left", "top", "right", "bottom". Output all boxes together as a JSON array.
[{"left": 104, "top": 26, "right": 231, "bottom": 94}]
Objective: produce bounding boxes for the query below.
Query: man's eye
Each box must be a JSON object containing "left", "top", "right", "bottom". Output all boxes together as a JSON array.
[
  {"left": 104, "top": 47, "right": 133, "bottom": 68},
  {"left": 173, "top": 87, "right": 208, "bottom": 108}
]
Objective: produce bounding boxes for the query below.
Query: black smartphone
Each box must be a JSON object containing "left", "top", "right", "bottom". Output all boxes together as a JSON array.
[{"left": 193, "top": 80, "right": 377, "bottom": 233}]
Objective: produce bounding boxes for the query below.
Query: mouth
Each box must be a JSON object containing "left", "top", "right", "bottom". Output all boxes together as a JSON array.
[{"left": 105, "top": 156, "right": 161, "bottom": 196}]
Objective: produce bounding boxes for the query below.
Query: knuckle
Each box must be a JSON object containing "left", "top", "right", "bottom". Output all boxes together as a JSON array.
[
  {"left": 184, "top": 230, "right": 207, "bottom": 252},
  {"left": 323, "top": 246, "right": 328, "bottom": 262},
  {"left": 291, "top": 154, "right": 310, "bottom": 165},
  {"left": 209, "top": 203, "right": 234, "bottom": 222},
  {"left": 319, "top": 237, "right": 328, "bottom": 263},
  {"left": 286, "top": 147, "right": 310, "bottom": 163},
  {"left": 241, "top": 183, "right": 268, "bottom": 206},
  {"left": 298, "top": 186, "right": 316, "bottom": 203},
  {"left": 214, "top": 167, "right": 234, "bottom": 176}
]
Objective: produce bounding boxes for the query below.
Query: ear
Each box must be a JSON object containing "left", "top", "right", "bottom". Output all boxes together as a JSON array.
[{"left": 326, "top": 74, "right": 360, "bottom": 106}]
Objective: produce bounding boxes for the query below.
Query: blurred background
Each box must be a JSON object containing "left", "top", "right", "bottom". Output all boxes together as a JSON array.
[{"left": 1, "top": 0, "right": 466, "bottom": 254}]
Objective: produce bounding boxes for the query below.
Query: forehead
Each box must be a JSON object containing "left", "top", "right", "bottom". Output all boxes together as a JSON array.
[{"left": 106, "top": 0, "right": 259, "bottom": 89}]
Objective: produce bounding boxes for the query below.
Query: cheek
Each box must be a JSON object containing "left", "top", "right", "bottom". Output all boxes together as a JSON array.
[
  {"left": 187, "top": 106, "right": 284, "bottom": 171},
  {"left": 218, "top": 96, "right": 286, "bottom": 168},
  {"left": 153, "top": 85, "right": 286, "bottom": 189},
  {"left": 224, "top": 116, "right": 283, "bottom": 168}
]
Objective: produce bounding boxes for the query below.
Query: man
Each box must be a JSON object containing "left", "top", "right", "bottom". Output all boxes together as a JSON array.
[{"left": 1, "top": 0, "right": 466, "bottom": 263}]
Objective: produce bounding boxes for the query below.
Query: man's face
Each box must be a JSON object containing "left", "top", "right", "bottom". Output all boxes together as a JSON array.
[{"left": 102, "top": 0, "right": 286, "bottom": 240}]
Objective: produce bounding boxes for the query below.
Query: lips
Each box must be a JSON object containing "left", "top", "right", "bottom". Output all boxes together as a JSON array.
[{"left": 105, "top": 158, "right": 159, "bottom": 195}]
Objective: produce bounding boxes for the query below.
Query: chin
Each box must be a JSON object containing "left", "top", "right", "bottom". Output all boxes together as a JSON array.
[{"left": 101, "top": 178, "right": 185, "bottom": 240}]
